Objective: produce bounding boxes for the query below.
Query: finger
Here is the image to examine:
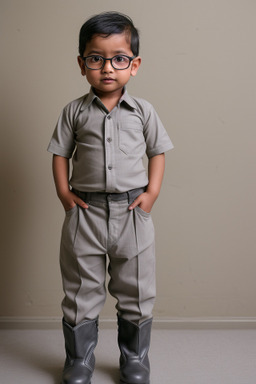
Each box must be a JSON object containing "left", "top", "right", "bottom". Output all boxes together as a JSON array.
[
  {"left": 128, "top": 197, "right": 141, "bottom": 210},
  {"left": 64, "top": 202, "right": 76, "bottom": 211},
  {"left": 75, "top": 197, "right": 89, "bottom": 209}
]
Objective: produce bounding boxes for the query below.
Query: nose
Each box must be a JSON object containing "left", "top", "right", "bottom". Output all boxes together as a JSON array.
[{"left": 102, "top": 58, "right": 113, "bottom": 72}]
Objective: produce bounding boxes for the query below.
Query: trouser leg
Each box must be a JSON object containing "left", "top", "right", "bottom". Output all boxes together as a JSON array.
[
  {"left": 60, "top": 204, "right": 108, "bottom": 326},
  {"left": 107, "top": 201, "right": 156, "bottom": 323}
]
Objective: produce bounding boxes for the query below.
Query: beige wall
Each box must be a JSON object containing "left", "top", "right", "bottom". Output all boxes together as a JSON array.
[{"left": 1, "top": 0, "right": 256, "bottom": 322}]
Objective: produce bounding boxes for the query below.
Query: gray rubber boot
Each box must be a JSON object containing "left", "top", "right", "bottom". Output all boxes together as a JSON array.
[
  {"left": 118, "top": 316, "right": 152, "bottom": 384},
  {"left": 61, "top": 318, "right": 98, "bottom": 384}
]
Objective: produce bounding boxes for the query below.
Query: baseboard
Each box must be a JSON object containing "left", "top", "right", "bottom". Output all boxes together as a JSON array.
[
  {"left": 152, "top": 317, "right": 256, "bottom": 329},
  {"left": 1, "top": 317, "right": 256, "bottom": 330},
  {"left": 0, "top": 317, "right": 62, "bottom": 330}
]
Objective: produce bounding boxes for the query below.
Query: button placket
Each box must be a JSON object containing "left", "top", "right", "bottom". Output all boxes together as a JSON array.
[{"left": 104, "top": 114, "right": 115, "bottom": 191}]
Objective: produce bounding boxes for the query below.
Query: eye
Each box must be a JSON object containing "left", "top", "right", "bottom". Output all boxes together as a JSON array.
[
  {"left": 90, "top": 55, "right": 103, "bottom": 63},
  {"left": 114, "top": 55, "right": 127, "bottom": 63}
]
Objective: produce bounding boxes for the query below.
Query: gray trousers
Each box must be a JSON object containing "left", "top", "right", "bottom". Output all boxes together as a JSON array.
[{"left": 60, "top": 189, "right": 156, "bottom": 326}]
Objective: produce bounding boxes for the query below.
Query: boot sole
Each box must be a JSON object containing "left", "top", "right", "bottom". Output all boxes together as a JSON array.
[
  {"left": 120, "top": 381, "right": 149, "bottom": 384},
  {"left": 61, "top": 382, "right": 91, "bottom": 384}
]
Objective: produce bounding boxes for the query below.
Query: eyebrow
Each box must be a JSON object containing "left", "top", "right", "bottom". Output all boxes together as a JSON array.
[
  {"left": 86, "top": 50, "right": 103, "bottom": 55},
  {"left": 86, "top": 50, "right": 129, "bottom": 56}
]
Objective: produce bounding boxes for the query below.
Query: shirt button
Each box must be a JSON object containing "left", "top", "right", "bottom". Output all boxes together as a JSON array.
[
  {"left": 107, "top": 137, "right": 112, "bottom": 142},
  {"left": 107, "top": 115, "right": 111, "bottom": 120},
  {"left": 108, "top": 165, "right": 113, "bottom": 170}
]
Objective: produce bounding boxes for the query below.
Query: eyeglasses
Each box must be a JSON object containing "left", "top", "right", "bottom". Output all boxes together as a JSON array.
[{"left": 82, "top": 54, "right": 136, "bottom": 70}]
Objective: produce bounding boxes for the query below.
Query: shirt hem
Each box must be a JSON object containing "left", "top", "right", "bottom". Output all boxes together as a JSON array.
[
  {"left": 47, "top": 143, "right": 73, "bottom": 158},
  {"left": 147, "top": 143, "right": 174, "bottom": 158}
]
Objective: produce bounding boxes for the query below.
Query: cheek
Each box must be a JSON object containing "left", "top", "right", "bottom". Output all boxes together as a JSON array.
[
  {"left": 85, "top": 71, "right": 98, "bottom": 83},
  {"left": 118, "top": 72, "right": 131, "bottom": 82}
]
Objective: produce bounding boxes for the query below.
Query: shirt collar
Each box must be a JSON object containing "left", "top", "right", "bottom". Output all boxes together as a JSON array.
[
  {"left": 119, "top": 87, "right": 138, "bottom": 110},
  {"left": 80, "top": 87, "right": 138, "bottom": 111}
]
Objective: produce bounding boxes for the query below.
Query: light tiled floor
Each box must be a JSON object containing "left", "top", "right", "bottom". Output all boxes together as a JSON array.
[{"left": 1, "top": 327, "right": 256, "bottom": 383}]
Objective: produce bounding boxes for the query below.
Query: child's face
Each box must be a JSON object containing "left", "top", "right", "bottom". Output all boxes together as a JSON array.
[{"left": 78, "top": 32, "right": 141, "bottom": 98}]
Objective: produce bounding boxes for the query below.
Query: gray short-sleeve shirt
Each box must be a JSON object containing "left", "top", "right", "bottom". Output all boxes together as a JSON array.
[{"left": 47, "top": 88, "right": 174, "bottom": 193}]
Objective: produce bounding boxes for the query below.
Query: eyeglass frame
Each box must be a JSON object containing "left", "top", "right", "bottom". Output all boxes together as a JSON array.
[{"left": 82, "top": 54, "right": 136, "bottom": 70}]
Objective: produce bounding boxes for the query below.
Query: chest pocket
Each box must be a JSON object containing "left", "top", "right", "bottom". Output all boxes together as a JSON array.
[{"left": 118, "top": 124, "right": 145, "bottom": 155}]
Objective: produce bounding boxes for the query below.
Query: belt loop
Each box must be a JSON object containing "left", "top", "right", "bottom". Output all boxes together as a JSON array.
[{"left": 127, "top": 190, "right": 133, "bottom": 204}]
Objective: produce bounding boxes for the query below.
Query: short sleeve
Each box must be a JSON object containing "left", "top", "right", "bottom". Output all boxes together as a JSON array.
[
  {"left": 47, "top": 104, "right": 76, "bottom": 158},
  {"left": 142, "top": 102, "right": 174, "bottom": 158}
]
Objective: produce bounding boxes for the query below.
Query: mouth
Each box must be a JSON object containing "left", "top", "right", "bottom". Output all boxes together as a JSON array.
[{"left": 101, "top": 78, "right": 116, "bottom": 84}]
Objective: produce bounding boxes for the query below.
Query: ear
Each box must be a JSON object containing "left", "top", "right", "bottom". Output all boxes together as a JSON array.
[
  {"left": 130, "top": 56, "right": 141, "bottom": 77},
  {"left": 77, "top": 56, "right": 86, "bottom": 76}
]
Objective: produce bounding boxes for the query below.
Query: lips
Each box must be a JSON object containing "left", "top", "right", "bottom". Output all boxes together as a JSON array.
[{"left": 102, "top": 78, "right": 116, "bottom": 83}]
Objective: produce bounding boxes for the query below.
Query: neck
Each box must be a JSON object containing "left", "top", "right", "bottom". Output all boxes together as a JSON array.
[{"left": 93, "top": 87, "right": 124, "bottom": 112}]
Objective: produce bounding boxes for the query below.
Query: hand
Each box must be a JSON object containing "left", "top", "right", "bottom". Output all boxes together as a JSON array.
[
  {"left": 129, "top": 154, "right": 165, "bottom": 213},
  {"left": 59, "top": 190, "right": 88, "bottom": 212},
  {"left": 128, "top": 192, "right": 156, "bottom": 213}
]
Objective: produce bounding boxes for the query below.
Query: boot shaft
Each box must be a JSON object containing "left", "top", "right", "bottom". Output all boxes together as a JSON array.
[
  {"left": 118, "top": 317, "right": 152, "bottom": 357},
  {"left": 63, "top": 318, "right": 98, "bottom": 360}
]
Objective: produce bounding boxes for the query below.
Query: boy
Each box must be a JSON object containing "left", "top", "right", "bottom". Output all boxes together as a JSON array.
[{"left": 48, "top": 11, "right": 173, "bottom": 384}]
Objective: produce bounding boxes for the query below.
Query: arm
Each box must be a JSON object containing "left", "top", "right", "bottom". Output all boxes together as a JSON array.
[
  {"left": 129, "top": 153, "right": 165, "bottom": 213},
  {"left": 52, "top": 155, "right": 88, "bottom": 211}
]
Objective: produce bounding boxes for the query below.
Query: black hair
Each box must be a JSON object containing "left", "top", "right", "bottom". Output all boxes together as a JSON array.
[{"left": 79, "top": 11, "right": 139, "bottom": 57}]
